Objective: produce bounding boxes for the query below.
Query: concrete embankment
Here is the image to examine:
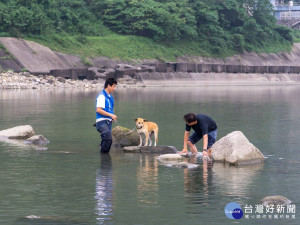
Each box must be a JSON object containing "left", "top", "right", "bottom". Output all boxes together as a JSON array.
[
  {"left": 1, "top": 37, "right": 300, "bottom": 85},
  {"left": 137, "top": 72, "right": 300, "bottom": 86},
  {"left": 0, "top": 37, "right": 84, "bottom": 74}
]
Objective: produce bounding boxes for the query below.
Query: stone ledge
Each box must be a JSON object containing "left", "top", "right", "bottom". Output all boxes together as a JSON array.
[{"left": 124, "top": 145, "right": 177, "bottom": 154}]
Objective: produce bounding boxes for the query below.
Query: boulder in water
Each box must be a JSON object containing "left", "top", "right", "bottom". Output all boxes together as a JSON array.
[
  {"left": 112, "top": 126, "right": 139, "bottom": 147},
  {"left": 261, "top": 195, "right": 292, "bottom": 206},
  {"left": 25, "top": 135, "right": 49, "bottom": 145},
  {"left": 212, "top": 131, "right": 264, "bottom": 165},
  {"left": 0, "top": 125, "right": 35, "bottom": 139}
]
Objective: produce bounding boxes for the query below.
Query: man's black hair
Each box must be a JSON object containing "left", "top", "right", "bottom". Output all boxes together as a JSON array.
[
  {"left": 104, "top": 78, "right": 117, "bottom": 88},
  {"left": 184, "top": 113, "right": 197, "bottom": 123}
]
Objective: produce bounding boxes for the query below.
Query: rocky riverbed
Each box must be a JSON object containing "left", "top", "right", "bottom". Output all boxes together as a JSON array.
[
  {"left": 0, "top": 71, "right": 143, "bottom": 89},
  {"left": 0, "top": 71, "right": 102, "bottom": 89},
  {"left": 2, "top": 70, "right": 300, "bottom": 90}
]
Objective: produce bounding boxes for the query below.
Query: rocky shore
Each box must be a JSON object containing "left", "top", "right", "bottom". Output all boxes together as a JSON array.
[
  {"left": 2, "top": 70, "right": 300, "bottom": 90},
  {"left": 0, "top": 71, "right": 104, "bottom": 89},
  {"left": 0, "top": 71, "right": 144, "bottom": 89}
]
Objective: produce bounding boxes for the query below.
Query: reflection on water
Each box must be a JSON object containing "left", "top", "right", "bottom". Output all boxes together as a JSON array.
[
  {"left": 212, "top": 163, "right": 264, "bottom": 198},
  {"left": 136, "top": 155, "right": 159, "bottom": 205},
  {"left": 95, "top": 154, "right": 114, "bottom": 224},
  {"left": 0, "top": 86, "right": 299, "bottom": 225},
  {"left": 183, "top": 157, "right": 213, "bottom": 206}
]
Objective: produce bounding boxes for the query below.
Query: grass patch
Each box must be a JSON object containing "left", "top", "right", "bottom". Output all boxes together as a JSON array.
[
  {"left": 25, "top": 33, "right": 293, "bottom": 61},
  {"left": 0, "top": 43, "right": 15, "bottom": 59},
  {"left": 0, "top": 56, "right": 12, "bottom": 60},
  {"left": 292, "top": 29, "right": 300, "bottom": 43},
  {"left": 80, "top": 57, "right": 93, "bottom": 67},
  {"left": 251, "top": 41, "right": 292, "bottom": 54},
  {"left": 26, "top": 34, "right": 234, "bottom": 61}
]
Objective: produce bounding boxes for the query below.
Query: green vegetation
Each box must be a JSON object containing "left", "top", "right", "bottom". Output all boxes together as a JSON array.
[
  {"left": 0, "top": 56, "right": 12, "bottom": 60},
  {"left": 0, "top": 0, "right": 296, "bottom": 60},
  {"left": 0, "top": 43, "right": 14, "bottom": 59},
  {"left": 292, "top": 30, "right": 300, "bottom": 43},
  {"left": 80, "top": 56, "right": 93, "bottom": 67},
  {"left": 27, "top": 33, "right": 293, "bottom": 61}
]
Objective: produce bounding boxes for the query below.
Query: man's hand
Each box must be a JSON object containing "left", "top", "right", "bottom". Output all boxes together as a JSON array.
[
  {"left": 202, "top": 150, "right": 208, "bottom": 157},
  {"left": 111, "top": 114, "right": 118, "bottom": 122},
  {"left": 179, "top": 148, "right": 188, "bottom": 154}
]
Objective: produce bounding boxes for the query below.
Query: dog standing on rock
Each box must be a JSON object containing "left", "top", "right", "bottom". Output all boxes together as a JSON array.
[{"left": 135, "top": 118, "right": 159, "bottom": 146}]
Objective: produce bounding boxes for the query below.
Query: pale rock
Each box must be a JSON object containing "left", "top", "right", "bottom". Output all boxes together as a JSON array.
[
  {"left": 0, "top": 125, "right": 35, "bottom": 139},
  {"left": 163, "top": 161, "right": 199, "bottom": 169},
  {"left": 261, "top": 196, "right": 291, "bottom": 206},
  {"left": 212, "top": 131, "right": 264, "bottom": 165},
  {"left": 157, "top": 154, "right": 185, "bottom": 161}
]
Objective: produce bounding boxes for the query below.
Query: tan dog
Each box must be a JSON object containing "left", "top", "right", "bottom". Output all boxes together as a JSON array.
[{"left": 135, "top": 118, "right": 159, "bottom": 146}]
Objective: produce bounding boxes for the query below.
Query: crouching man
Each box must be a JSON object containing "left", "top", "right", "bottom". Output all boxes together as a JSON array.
[{"left": 180, "top": 113, "right": 217, "bottom": 158}]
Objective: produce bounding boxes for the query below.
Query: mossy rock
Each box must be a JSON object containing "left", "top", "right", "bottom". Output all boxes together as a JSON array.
[{"left": 112, "top": 126, "right": 139, "bottom": 147}]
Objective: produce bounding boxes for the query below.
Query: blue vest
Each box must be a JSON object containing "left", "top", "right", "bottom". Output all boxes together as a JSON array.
[{"left": 96, "top": 89, "right": 114, "bottom": 121}]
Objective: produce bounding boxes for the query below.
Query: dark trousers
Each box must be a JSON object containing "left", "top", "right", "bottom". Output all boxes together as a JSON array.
[{"left": 96, "top": 120, "right": 112, "bottom": 153}]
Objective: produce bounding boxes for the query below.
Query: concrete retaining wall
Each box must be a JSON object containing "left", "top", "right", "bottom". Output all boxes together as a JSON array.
[
  {"left": 50, "top": 68, "right": 94, "bottom": 80},
  {"left": 49, "top": 64, "right": 300, "bottom": 80},
  {"left": 147, "top": 63, "right": 300, "bottom": 74},
  {"left": 137, "top": 72, "right": 300, "bottom": 86}
]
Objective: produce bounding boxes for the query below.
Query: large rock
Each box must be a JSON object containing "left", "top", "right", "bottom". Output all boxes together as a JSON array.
[
  {"left": 124, "top": 145, "right": 177, "bottom": 154},
  {"left": 261, "top": 196, "right": 292, "bottom": 206},
  {"left": 212, "top": 131, "right": 264, "bottom": 165},
  {"left": 25, "top": 135, "right": 49, "bottom": 145},
  {"left": 112, "top": 126, "right": 139, "bottom": 147},
  {"left": 0, "top": 125, "right": 35, "bottom": 139}
]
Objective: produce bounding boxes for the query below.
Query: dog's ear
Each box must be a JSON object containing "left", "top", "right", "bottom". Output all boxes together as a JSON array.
[
  {"left": 134, "top": 118, "right": 138, "bottom": 122},
  {"left": 143, "top": 119, "right": 148, "bottom": 122}
]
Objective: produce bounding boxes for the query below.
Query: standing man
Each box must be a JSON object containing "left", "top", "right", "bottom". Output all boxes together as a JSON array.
[
  {"left": 180, "top": 113, "right": 217, "bottom": 158},
  {"left": 95, "top": 78, "right": 118, "bottom": 153}
]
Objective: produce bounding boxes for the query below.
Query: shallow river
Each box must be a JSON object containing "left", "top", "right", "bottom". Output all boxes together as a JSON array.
[{"left": 0, "top": 85, "right": 299, "bottom": 225}]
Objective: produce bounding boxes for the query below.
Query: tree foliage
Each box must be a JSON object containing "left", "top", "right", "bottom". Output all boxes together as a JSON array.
[
  {"left": 0, "top": 0, "right": 99, "bottom": 36},
  {"left": 0, "top": 0, "right": 294, "bottom": 54}
]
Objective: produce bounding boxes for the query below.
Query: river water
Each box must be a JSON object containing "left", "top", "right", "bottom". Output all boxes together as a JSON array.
[{"left": 0, "top": 85, "right": 299, "bottom": 225}]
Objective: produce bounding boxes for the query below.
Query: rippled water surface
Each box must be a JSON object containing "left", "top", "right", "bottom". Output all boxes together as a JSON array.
[{"left": 0, "top": 85, "right": 299, "bottom": 225}]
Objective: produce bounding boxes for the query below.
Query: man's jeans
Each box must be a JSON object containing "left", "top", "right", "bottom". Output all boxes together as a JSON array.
[{"left": 96, "top": 120, "right": 112, "bottom": 153}]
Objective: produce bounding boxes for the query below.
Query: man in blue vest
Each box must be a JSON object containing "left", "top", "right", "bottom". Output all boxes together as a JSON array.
[{"left": 95, "top": 78, "right": 118, "bottom": 153}]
